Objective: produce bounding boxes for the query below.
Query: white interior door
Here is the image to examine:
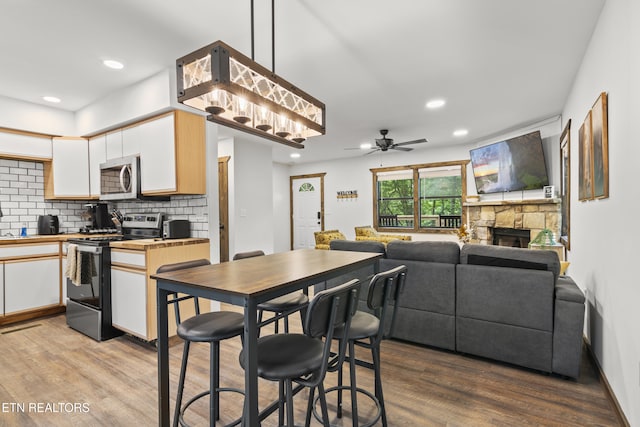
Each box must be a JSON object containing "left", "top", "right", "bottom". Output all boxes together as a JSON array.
[{"left": 292, "top": 177, "right": 322, "bottom": 249}]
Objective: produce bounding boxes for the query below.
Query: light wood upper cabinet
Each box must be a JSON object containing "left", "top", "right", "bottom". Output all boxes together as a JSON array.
[
  {"left": 139, "top": 110, "right": 205, "bottom": 196},
  {"left": 44, "top": 137, "right": 92, "bottom": 199}
]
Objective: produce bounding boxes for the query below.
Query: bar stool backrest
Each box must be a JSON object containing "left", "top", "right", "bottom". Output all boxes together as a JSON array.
[
  {"left": 367, "top": 265, "right": 408, "bottom": 342},
  {"left": 301, "top": 278, "right": 360, "bottom": 386},
  {"left": 232, "top": 250, "right": 265, "bottom": 260},
  {"left": 156, "top": 258, "right": 211, "bottom": 325}
]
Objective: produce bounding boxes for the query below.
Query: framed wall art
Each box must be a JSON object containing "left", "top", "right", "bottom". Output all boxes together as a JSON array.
[
  {"left": 559, "top": 119, "right": 571, "bottom": 249},
  {"left": 591, "top": 92, "right": 609, "bottom": 199},
  {"left": 578, "top": 111, "right": 593, "bottom": 201}
]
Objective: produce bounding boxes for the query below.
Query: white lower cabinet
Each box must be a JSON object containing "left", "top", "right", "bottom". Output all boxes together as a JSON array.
[
  {"left": 4, "top": 257, "right": 60, "bottom": 314},
  {"left": 111, "top": 266, "right": 147, "bottom": 338}
]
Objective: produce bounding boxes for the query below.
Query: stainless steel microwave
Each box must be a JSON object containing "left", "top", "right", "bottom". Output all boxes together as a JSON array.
[{"left": 99, "top": 155, "right": 140, "bottom": 200}]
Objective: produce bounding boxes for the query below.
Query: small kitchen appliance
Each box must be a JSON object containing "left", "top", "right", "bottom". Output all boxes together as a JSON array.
[
  {"left": 37, "top": 215, "right": 60, "bottom": 235},
  {"left": 163, "top": 219, "right": 190, "bottom": 239}
]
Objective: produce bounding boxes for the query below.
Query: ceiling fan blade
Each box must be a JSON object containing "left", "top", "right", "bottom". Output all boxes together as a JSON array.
[
  {"left": 365, "top": 149, "right": 380, "bottom": 155},
  {"left": 392, "top": 146, "right": 413, "bottom": 151},
  {"left": 344, "top": 147, "right": 364, "bottom": 150},
  {"left": 394, "top": 138, "right": 428, "bottom": 146}
]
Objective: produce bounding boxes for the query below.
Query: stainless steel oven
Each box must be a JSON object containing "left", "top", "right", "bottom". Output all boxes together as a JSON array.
[{"left": 66, "top": 237, "right": 123, "bottom": 341}]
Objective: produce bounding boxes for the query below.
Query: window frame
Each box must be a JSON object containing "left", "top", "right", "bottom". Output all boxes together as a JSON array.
[{"left": 371, "top": 160, "right": 469, "bottom": 234}]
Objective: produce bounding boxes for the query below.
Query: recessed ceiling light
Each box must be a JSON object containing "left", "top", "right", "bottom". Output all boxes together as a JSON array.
[
  {"left": 453, "top": 129, "right": 469, "bottom": 137},
  {"left": 42, "top": 96, "right": 61, "bottom": 103},
  {"left": 360, "top": 143, "right": 372, "bottom": 150},
  {"left": 290, "top": 153, "right": 301, "bottom": 159},
  {"left": 103, "top": 59, "right": 124, "bottom": 70},
  {"left": 426, "top": 99, "right": 446, "bottom": 109}
]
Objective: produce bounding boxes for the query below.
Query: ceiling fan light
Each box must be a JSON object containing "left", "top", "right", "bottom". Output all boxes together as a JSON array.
[{"left": 360, "top": 143, "right": 372, "bottom": 150}]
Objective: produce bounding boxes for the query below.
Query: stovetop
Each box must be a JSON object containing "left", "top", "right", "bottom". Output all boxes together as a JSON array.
[{"left": 68, "top": 235, "right": 125, "bottom": 246}]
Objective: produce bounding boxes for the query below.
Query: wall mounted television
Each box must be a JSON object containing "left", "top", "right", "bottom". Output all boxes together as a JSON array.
[{"left": 470, "top": 130, "right": 549, "bottom": 194}]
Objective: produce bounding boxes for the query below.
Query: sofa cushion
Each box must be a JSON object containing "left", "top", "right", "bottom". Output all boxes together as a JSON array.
[
  {"left": 466, "top": 254, "right": 548, "bottom": 271},
  {"left": 460, "top": 243, "right": 560, "bottom": 281},
  {"left": 456, "top": 264, "right": 554, "bottom": 331},
  {"left": 329, "top": 239, "right": 386, "bottom": 254},
  {"left": 385, "top": 240, "right": 460, "bottom": 264},
  {"left": 380, "top": 258, "right": 455, "bottom": 315}
]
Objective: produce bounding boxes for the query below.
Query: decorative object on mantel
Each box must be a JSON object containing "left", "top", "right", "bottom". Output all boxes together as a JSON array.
[
  {"left": 543, "top": 185, "right": 555, "bottom": 198},
  {"left": 528, "top": 228, "right": 557, "bottom": 247},
  {"left": 337, "top": 190, "right": 358, "bottom": 200},
  {"left": 453, "top": 223, "right": 474, "bottom": 244},
  {"left": 528, "top": 228, "right": 565, "bottom": 261},
  {"left": 175, "top": 1, "right": 325, "bottom": 149},
  {"left": 559, "top": 119, "right": 571, "bottom": 250},
  {"left": 578, "top": 92, "right": 609, "bottom": 201}
]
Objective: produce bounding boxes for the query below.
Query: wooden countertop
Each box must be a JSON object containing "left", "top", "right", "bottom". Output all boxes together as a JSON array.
[
  {"left": 0, "top": 234, "right": 208, "bottom": 249},
  {"left": 109, "top": 238, "right": 209, "bottom": 250}
]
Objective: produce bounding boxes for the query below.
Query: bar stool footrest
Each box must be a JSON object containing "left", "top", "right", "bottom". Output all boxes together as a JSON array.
[
  {"left": 178, "top": 387, "right": 245, "bottom": 427},
  {"left": 312, "top": 385, "right": 382, "bottom": 427}
]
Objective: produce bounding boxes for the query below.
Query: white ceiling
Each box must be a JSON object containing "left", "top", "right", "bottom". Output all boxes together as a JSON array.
[{"left": 0, "top": 0, "right": 605, "bottom": 164}]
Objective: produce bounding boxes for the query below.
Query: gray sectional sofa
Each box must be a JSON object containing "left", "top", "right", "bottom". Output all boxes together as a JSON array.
[{"left": 322, "top": 239, "right": 586, "bottom": 378}]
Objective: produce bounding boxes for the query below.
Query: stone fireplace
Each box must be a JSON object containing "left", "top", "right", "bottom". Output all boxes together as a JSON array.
[{"left": 465, "top": 199, "right": 561, "bottom": 246}]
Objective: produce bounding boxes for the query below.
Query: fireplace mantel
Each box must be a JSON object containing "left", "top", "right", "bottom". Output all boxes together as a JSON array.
[
  {"left": 464, "top": 198, "right": 561, "bottom": 207},
  {"left": 465, "top": 198, "right": 561, "bottom": 246}
]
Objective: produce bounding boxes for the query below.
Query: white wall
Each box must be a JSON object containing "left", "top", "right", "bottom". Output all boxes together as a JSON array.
[
  {"left": 220, "top": 136, "right": 275, "bottom": 256},
  {"left": 0, "top": 95, "right": 75, "bottom": 136},
  {"left": 561, "top": 0, "right": 639, "bottom": 424},
  {"left": 75, "top": 69, "right": 173, "bottom": 136},
  {"left": 286, "top": 118, "right": 561, "bottom": 243},
  {"left": 273, "top": 162, "right": 292, "bottom": 252}
]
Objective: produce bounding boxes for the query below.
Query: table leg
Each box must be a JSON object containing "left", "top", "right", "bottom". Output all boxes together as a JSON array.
[
  {"left": 157, "top": 285, "right": 170, "bottom": 427},
  {"left": 243, "top": 299, "right": 259, "bottom": 427}
]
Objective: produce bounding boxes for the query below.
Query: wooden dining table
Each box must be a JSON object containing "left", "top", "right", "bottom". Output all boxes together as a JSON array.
[{"left": 152, "top": 248, "right": 382, "bottom": 427}]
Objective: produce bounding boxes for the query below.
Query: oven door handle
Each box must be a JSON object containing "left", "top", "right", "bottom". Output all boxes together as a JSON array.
[{"left": 119, "top": 164, "right": 132, "bottom": 192}]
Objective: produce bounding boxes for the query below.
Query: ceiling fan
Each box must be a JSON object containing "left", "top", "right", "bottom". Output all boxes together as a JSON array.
[{"left": 348, "top": 129, "right": 428, "bottom": 154}]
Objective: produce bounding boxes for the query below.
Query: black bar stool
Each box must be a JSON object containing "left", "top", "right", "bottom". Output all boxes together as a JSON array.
[
  {"left": 239, "top": 278, "right": 361, "bottom": 427},
  {"left": 156, "top": 259, "right": 245, "bottom": 427},
  {"left": 233, "top": 250, "right": 309, "bottom": 334},
  {"left": 316, "top": 265, "right": 407, "bottom": 427}
]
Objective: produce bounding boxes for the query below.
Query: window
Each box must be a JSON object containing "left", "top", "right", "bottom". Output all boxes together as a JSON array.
[{"left": 372, "top": 160, "right": 468, "bottom": 232}]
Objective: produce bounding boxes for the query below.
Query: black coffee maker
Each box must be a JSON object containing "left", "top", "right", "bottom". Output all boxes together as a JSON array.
[{"left": 83, "top": 203, "right": 113, "bottom": 230}]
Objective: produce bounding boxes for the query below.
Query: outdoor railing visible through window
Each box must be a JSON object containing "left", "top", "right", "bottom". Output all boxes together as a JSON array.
[{"left": 372, "top": 160, "right": 469, "bottom": 233}]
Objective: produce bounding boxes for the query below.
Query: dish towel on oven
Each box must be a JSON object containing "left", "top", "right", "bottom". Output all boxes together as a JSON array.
[{"left": 66, "top": 244, "right": 97, "bottom": 286}]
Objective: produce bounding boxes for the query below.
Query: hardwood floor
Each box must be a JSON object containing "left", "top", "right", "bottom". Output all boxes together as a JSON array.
[{"left": 0, "top": 314, "right": 620, "bottom": 426}]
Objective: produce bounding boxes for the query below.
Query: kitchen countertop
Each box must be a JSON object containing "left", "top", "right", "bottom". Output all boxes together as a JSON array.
[
  {"left": 109, "top": 238, "right": 209, "bottom": 250},
  {"left": 0, "top": 234, "right": 209, "bottom": 249}
]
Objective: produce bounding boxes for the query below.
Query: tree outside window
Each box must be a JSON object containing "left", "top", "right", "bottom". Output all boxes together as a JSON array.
[{"left": 372, "top": 160, "right": 468, "bottom": 233}]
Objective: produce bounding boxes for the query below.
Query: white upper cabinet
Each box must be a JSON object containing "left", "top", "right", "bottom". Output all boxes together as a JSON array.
[
  {"left": 105, "top": 130, "right": 123, "bottom": 160},
  {"left": 48, "top": 137, "right": 91, "bottom": 199},
  {"left": 121, "top": 124, "right": 141, "bottom": 157},
  {"left": 0, "top": 130, "right": 52, "bottom": 159},
  {"left": 88, "top": 135, "right": 107, "bottom": 197},
  {"left": 139, "top": 114, "right": 177, "bottom": 193},
  {"left": 139, "top": 111, "right": 205, "bottom": 195}
]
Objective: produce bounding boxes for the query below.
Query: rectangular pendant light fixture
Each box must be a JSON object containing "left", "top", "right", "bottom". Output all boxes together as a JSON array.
[{"left": 176, "top": 40, "right": 325, "bottom": 149}]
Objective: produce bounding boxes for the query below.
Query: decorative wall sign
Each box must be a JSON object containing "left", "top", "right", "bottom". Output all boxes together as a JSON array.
[
  {"left": 578, "top": 110, "right": 593, "bottom": 201},
  {"left": 337, "top": 190, "right": 358, "bottom": 200},
  {"left": 591, "top": 92, "right": 609, "bottom": 199},
  {"left": 559, "top": 119, "right": 571, "bottom": 250},
  {"left": 578, "top": 91, "right": 609, "bottom": 202}
]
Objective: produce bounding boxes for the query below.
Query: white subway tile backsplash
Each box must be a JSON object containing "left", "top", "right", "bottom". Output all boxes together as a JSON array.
[{"left": 1, "top": 159, "right": 210, "bottom": 237}]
